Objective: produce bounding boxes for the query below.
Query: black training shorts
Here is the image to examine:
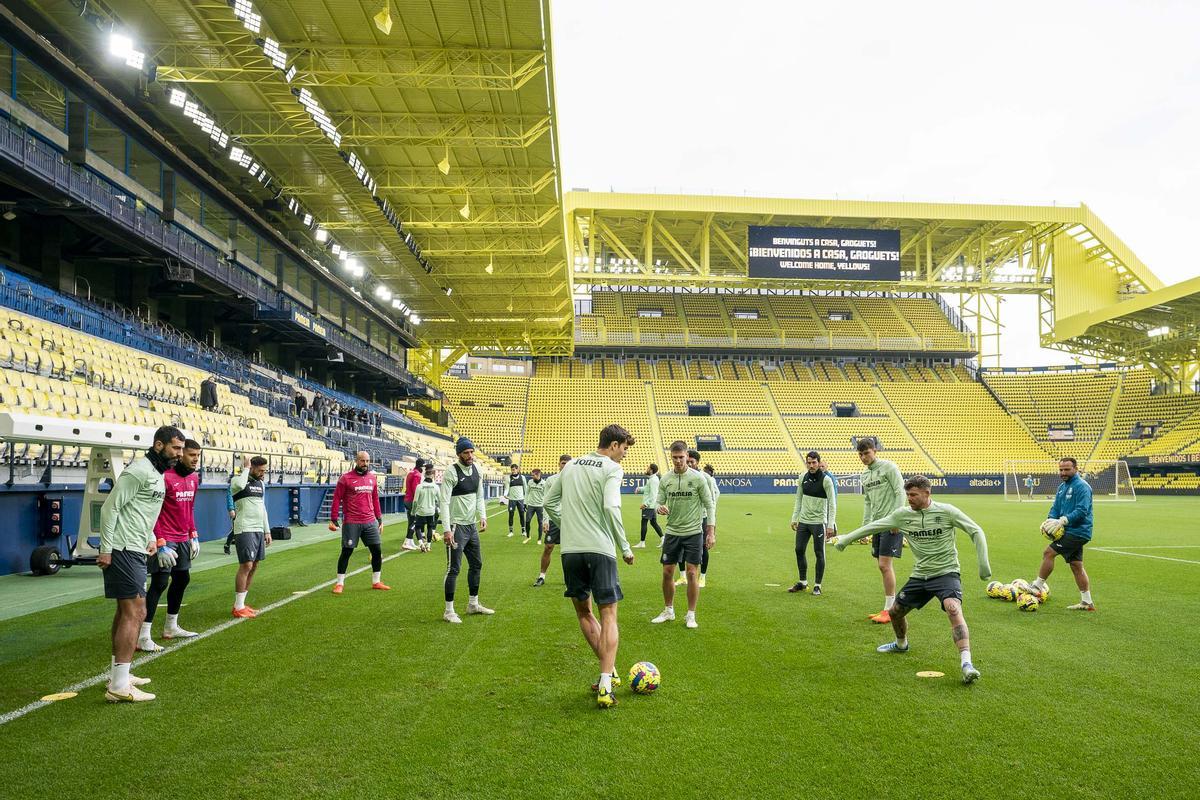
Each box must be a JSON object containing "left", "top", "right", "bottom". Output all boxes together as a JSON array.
[
  {"left": 896, "top": 572, "right": 963, "bottom": 611},
  {"left": 562, "top": 552, "right": 624, "bottom": 605}
]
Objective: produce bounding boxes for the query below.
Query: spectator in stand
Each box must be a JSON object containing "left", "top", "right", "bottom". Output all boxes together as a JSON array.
[
  {"left": 199, "top": 376, "right": 219, "bottom": 411},
  {"left": 311, "top": 394, "right": 325, "bottom": 427},
  {"left": 294, "top": 391, "right": 307, "bottom": 420}
]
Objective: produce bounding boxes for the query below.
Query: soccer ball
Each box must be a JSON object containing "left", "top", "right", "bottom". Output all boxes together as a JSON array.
[
  {"left": 1012, "top": 578, "right": 1034, "bottom": 595},
  {"left": 1017, "top": 593, "right": 1040, "bottom": 612},
  {"left": 497, "top": 497, "right": 508, "bottom": 506},
  {"left": 1001, "top": 585, "right": 1020, "bottom": 602},
  {"left": 1036, "top": 583, "right": 1050, "bottom": 602},
  {"left": 985, "top": 581, "right": 1003, "bottom": 598},
  {"left": 628, "top": 661, "right": 661, "bottom": 694}
]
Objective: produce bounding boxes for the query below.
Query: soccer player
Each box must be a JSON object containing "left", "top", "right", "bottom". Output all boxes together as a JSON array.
[
  {"left": 789, "top": 450, "right": 837, "bottom": 595},
  {"left": 402, "top": 457, "right": 426, "bottom": 551},
  {"left": 524, "top": 468, "right": 547, "bottom": 543},
  {"left": 534, "top": 454, "right": 572, "bottom": 587},
  {"left": 504, "top": 463, "right": 528, "bottom": 539},
  {"left": 99, "top": 425, "right": 184, "bottom": 703},
  {"left": 410, "top": 463, "right": 440, "bottom": 551},
  {"left": 543, "top": 424, "right": 636, "bottom": 709},
  {"left": 652, "top": 441, "right": 715, "bottom": 629},
  {"left": 635, "top": 463, "right": 663, "bottom": 549},
  {"left": 330, "top": 451, "right": 388, "bottom": 594},
  {"left": 1031, "top": 457, "right": 1096, "bottom": 610},
  {"left": 1024, "top": 473, "right": 1036, "bottom": 500},
  {"left": 441, "top": 437, "right": 493, "bottom": 623},
  {"left": 231, "top": 455, "right": 271, "bottom": 618},
  {"left": 832, "top": 475, "right": 991, "bottom": 684},
  {"left": 675, "top": 451, "right": 717, "bottom": 586},
  {"left": 138, "top": 438, "right": 203, "bottom": 652},
  {"left": 858, "top": 437, "right": 906, "bottom": 623}
]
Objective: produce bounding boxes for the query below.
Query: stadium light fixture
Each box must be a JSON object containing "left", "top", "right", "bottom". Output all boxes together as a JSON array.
[
  {"left": 485, "top": 260, "right": 494, "bottom": 275},
  {"left": 315, "top": 227, "right": 328, "bottom": 243},
  {"left": 168, "top": 89, "right": 187, "bottom": 108},
  {"left": 345, "top": 257, "right": 359, "bottom": 273},
  {"left": 1148, "top": 326, "right": 1170, "bottom": 337},
  {"left": 373, "top": 3, "right": 393, "bottom": 35},
  {"left": 375, "top": 285, "right": 392, "bottom": 301},
  {"left": 443, "top": 286, "right": 453, "bottom": 296},
  {"left": 331, "top": 243, "right": 342, "bottom": 256},
  {"left": 409, "top": 314, "right": 420, "bottom": 325},
  {"left": 459, "top": 201, "right": 471, "bottom": 219},
  {"left": 109, "top": 32, "right": 146, "bottom": 70}
]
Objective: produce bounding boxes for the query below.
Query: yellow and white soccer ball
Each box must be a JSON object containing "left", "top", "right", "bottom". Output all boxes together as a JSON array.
[
  {"left": 1017, "top": 593, "right": 1040, "bottom": 612},
  {"left": 985, "top": 580, "right": 1004, "bottom": 598},
  {"left": 1040, "top": 519, "right": 1064, "bottom": 541},
  {"left": 1001, "top": 584, "right": 1020, "bottom": 602}
]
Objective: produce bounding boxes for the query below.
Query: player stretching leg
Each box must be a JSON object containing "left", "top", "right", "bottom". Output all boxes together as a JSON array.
[
  {"left": 330, "top": 451, "right": 388, "bottom": 594},
  {"left": 832, "top": 475, "right": 991, "bottom": 685},
  {"left": 534, "top": 455, "right": 572, "bottom": 586},
  {"left": 504, "top": 463, "right": 528, "bottom": 539},
  {"left": 524, "top": 469, "right": 547, "bottom": 543},
  {"left": 139, "top": 439, "right": 204, "bottom": 652},
  {"left": 635, "top": 463, "right": 663, "bottom": 548},
  {"left": 544, "top": 425, "right": 636, "bottom": 708},
  {"left": 99, "top": 425, "right": 185, "bottom": 702},
  {"left": 441, "top": 438, "right": 493, "bottom": 622},
  {"left": 858, "top": 438, "right": 906, "bottom": 623},
  {"left": 1032, "top": 457, "right": 1096, "bottom": 610},
  {"left": 789, "top": 450, "right": 837, "bottom": 596},
  {"left": 653, "top": 441, "right": 715, "bottom": 629},
  {"left": 231, "top": 455, "right": 272, "bottom": 618}
]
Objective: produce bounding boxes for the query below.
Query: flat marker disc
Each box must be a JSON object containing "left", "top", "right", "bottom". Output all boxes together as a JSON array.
[
  {"left": 916, "top": 671, "right": 945, "bottom": 679},
  {"left": 763, "top": 583, "right": 781, "bottom": 587},
  {"left": 42, "top": 692, "right": 78, "bottom": 702}
]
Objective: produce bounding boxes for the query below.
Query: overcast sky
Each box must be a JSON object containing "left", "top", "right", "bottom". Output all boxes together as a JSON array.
[{"left": 551, "top": 0, "right": 1200, "bottom": 366}]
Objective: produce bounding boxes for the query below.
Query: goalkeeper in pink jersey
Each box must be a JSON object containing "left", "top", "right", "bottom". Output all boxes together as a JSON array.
[{"left": 330, "top": 451, "right": 388, "bottom": 594}]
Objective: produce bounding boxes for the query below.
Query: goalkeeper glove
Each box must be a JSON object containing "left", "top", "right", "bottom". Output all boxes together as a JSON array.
[
  {"left": 189, "top": 537, "right": 200, "bottom": 559},
  {"left": 223, "top": 531, "right": 234, "bottom": 555},
  {"left": 156, "top": 542, "right": 178, "bottom": 569}
]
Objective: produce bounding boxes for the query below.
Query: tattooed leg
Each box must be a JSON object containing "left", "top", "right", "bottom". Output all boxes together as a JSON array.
[{"left": 944, "top": 598, "right": 970, "bottom": 653}]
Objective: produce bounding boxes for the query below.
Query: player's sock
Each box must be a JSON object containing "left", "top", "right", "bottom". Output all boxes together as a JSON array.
[
  {"left": 445, "top": 600, "right": 455, "bottom": 613},
  {"left": 895, "top": 637, "right": 907, "bottom": 649},
  {"left": 234, "top": 591, "right": 247, "bottom": 610},
  {"left": 140, "top": 622, "right": 151, "bottom": 638},
  {"left": 336, "top": 574, "right": 346, "bottom": 586},
  {"left": 599, "top": 673, "right": 612, "bottom": 692},
  {"left": 884, "top": 595, "right": 895, "bottom": 610},
  {"left": 372, "top": 571, "right": 381, "bottom": 584},
  {"left": 538, "top": 572, "right": 546, "bottom": 581},
  {"left": 1081, "top": 590, "right": 1092, "bottom": 604},
  {"left": 111, "top": 661, "right": 131, "bottom": 691},
  {"left": 469, "top": 595, "right": 479, "bottom": 605},
  {"left": 960, "top": 649, "right": 972, "bottom": 667},
  {"left": 1032, "top": 577, "right": 1047, "bottom": 591}
]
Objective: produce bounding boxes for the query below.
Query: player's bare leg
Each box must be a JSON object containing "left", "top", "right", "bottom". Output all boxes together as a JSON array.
[
  {"left": 652, "top": 564, "right": 677, "bottom": 623},
  {"left": 571, "top": 596, "right": 602, "bottom": 658},
  {"left": 944, "top": 599, "right": 979, "bottom": 684},
  {"left": 871, "top": 555, "right": 896, "bottom": 622},
  {"left": 1066, "top": 560, "right": 1095, "bottom": 610},
  {"left": 1037, "top": 546, "right": 1056, "bottom": 582}
]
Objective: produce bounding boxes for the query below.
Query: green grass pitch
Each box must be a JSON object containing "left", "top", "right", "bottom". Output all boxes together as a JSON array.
[{"left": 1, "top": 494, "right": 1197, "bottom": 799}]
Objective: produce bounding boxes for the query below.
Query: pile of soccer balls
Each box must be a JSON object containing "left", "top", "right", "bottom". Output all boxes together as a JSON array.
[{"left": 986, "top": 578, "right": 1049, "bottom": 612}]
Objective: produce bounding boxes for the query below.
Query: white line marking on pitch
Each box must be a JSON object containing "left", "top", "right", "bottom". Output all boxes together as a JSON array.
[
  {"left": 1089, "top": 545, "right": 1200, "bottom": 550},
  {"left": 0, "top": 551, "right": 411, "bottom": 728},
  {"left": 1091, "top": 547, "right": 1200, "bottom": 566},
  {"left": 0, "top": 507, "right": 512, "bottom": 727}
]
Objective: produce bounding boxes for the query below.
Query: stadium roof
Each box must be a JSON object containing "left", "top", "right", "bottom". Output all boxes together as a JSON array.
[
  {"left": 24, "top": 0, "right": 570, "bottom": 354},
  {"left": 1049, "top": 273, "right": 1200, "bottom": 380}
]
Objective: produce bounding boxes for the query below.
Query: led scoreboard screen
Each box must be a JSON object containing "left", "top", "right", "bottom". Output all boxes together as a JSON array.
[{"left": 747, "top": 226, "right": 902, "bottom": 281}]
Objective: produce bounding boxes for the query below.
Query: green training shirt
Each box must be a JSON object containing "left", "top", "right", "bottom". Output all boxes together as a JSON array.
[
  {"left": 861, "top": 458, "right": 905, "bottom": 524},
  {"left": 506, "top": 474, "right": 527, "bottom": 502},
  {"left": 439, "top": 460, "right": 486, "bottom": 528},
  {"left": 544, "top": 453, "right": 631, "bottom": 558},
  {"left": 526, "top": 477, "right": 547, "bottom": 507},
  {"left": 640, "top": 473, "right": 660, "bottom": 507},
  {"left": 656, "top": 467, "right": 714, "bottom": 537},
  {"left": 543, "top": 472, "right": 562, "bottom": 517},
  {"left": 411, "top": 481, "right": 440, "bottom": 517},
  {"left": 99, "top": 455, "right": 166, "bottom": 555},
  {"left": 792, "top": 472, "right": 838, "bottom": 526},
  {"left": 836, "top": 500, "right": 991, "bottom": 580},
  {"left": 230, "top": 470, "right": 269, "bottom": 534}
]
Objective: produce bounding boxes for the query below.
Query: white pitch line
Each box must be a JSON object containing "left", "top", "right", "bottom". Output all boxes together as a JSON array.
[
  {"left": 1089, "top": 545, "right": 1200, "bottom": 550},
  {"left": 1, "top": 506, "right": 512, "bottom": 727},
  {"left": 0, "top": 551, "right": 410, "bottom": 727},
  {"left": 1091, "top": 547, "right": 1200, "bottom": 566}
]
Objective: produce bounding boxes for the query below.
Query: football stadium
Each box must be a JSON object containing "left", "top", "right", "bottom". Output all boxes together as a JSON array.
[{"left": 0, "top": 1, "right": 1197, "bottom": 797}]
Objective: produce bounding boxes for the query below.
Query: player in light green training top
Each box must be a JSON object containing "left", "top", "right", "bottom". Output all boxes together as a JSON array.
[
  {"left": 440, "top": 437, "right": 492, "bottom": 623},
  {"left": 544, "top": 425, "right": 636, "bottom": 709},
  {"left": 789, "top": 450, "right": 837, "bottom": 595},
  {"left": 634, "top": 463, "right": 663, "bottom": 549},
  {"left": 832, "top": 474, "right": 991, "bottom": 685},
  {"left": 99, "top": 424, "right": 185, "bottom": 703},
  {"left": 534, "top": 455, "right": 572, "bottom": 586},
  {"left": 857, "top": 437, "right": 907, "bottom": 623},
  {"left": 652, "top": 441, "right": 715, "bottom": 629}
]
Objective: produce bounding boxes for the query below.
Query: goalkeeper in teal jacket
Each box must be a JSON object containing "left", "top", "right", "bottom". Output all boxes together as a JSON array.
[{"left": 832, "top": 474, "right": 990, "bottom": 685}]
